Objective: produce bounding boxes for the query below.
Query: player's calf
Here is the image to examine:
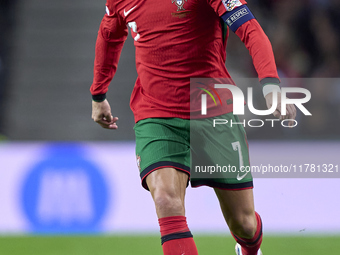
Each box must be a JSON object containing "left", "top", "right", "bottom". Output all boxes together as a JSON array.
[
  {"left": 146, "top": 168, "right": 198, "bottom": 255},
  {"left": 214, "top": 189, "right": 262, "bottom": 255},
  {"left": 228, "top": 212, "right": 257, "bottom": 239},
  {"left": 231, "top": 212, "right": 263, "bottom": 255}
]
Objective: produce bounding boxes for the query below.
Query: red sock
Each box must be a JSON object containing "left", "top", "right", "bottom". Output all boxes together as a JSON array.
[
  {"left": 232, "top": 212, "right": 263, "bottom": 255},
  {"left": 159, "top": 216, "right": 198, "bottom": 255}
]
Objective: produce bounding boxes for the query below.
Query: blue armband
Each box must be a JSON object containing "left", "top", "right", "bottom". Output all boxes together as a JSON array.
[{"left": 221, "top": 5, "right": 255, "bottom": 33}]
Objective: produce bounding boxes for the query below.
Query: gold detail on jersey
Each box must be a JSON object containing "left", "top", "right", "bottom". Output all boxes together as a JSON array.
[
  {"left": 171, "top": 10, "right": 191, "bottom": 18},
  {"left": 172, "top": 0, "right": 188, "bottom": 11}
]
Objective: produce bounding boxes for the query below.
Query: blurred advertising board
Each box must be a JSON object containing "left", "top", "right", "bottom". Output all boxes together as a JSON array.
[{"left": 0, "top": 142, "right": 339, "bottom": 234}]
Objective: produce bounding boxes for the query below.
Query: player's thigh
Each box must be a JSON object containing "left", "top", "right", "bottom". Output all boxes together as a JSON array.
[
  {"left": 214, "top": 188, "right": 255, "bottom": 223},
  {"left": 146, "top": 167, "right": 189, "bottom": 202},
  {"left": 146, "top": 167, "right": 189, "bottom": 217}
]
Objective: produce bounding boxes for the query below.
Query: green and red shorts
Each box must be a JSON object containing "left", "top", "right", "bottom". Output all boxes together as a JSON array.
[{"left": 134, "top": 113, "right": 253, "bottom": 191}]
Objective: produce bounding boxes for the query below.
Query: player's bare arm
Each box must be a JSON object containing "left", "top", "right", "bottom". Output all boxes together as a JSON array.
[
  {"left": 90, "top": 3, "right": 127, "bottom": 130},
  {"left": 92, "top": 99, "right": 118, "bottom": 129},
  {"left": 222, "top": 4, "right": 297, "bottom": 127},
  {"left": 264, "top": 91, "right": 297, "bottom": 127}
]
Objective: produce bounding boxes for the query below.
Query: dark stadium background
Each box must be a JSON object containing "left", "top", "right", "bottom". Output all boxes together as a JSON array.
[
  {"left": 0, "top": 0, "right": 339, "bottom": 141},
  {"left": 0, "top": 0, "right": 339, "bottom": 255}
]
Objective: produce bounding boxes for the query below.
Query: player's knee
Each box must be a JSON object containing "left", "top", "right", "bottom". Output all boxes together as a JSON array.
[
  {"left": 153, "top": 190, "right": 184, "bottom": 216},
  {"left": 229, "top": 213, "right": 257, "bottom": 239}
]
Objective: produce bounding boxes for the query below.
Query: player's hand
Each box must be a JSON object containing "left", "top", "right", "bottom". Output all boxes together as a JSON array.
[
  {"left": 92, "top": 99, "right": 118, "bottom": 129},
  {"left": 265, "top": 92, "right": 297, "bottom": 127}
]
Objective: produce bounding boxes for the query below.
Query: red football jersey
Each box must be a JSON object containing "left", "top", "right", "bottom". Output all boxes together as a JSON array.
[{"left": 91, "top": 0, "right": 279, "bottom": 122}]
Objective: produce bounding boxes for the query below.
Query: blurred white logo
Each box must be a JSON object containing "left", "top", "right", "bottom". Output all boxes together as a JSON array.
[
  {"left": 37, "top": 170, "right": 93, "bottom": 224},
  {"left": 124, "top": 5, "right": 137, "bottom": 17},
  {"left": 236, "top": 172, "right": 247, "bottom": 181}
]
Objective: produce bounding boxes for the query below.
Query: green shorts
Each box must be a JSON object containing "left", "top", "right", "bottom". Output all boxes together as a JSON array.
[{"left": 134, "top": 113, "right": 252, "bottom": 190}]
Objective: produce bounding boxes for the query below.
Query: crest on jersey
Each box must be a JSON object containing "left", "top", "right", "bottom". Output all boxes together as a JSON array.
[
  {"left": 222, "top": 0, "right": 243, "bottom": 11},
  {"left": 136, "top": 155, "right": 141, "bottom": 171},
  {"left": 172, "top": 0, "right": 188, "bottom": 11}
]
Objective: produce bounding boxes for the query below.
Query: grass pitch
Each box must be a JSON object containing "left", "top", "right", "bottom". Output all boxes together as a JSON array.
[{"left": 0, "top": 235, "right": 339, "bottom": 255}]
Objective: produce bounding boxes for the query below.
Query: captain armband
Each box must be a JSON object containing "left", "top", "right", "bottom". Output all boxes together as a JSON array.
[{"left": 221, "top": 5, "right": 255, "bottom": 33}]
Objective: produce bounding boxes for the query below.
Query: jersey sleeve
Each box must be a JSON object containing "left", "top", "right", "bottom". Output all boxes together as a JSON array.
[
  {"left": 208, "top": 0, "right": 279, "bottom": 84},
  {"left": 235, "top": 18, "right": 280, "bottom": 84},
  {"left": 90, "top": 0, "right": 128, "bottom": 101},
  {"left": 208, "top": 0, "right": 247, "bottom": 17}
]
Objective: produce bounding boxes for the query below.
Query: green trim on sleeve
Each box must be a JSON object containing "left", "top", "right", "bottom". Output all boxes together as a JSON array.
[
  {"left": 92, "top": 94, "right": 106, "bottom": 102},
  {"left": 260, "top": 77, "right": 280, "bottom": 87}
]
